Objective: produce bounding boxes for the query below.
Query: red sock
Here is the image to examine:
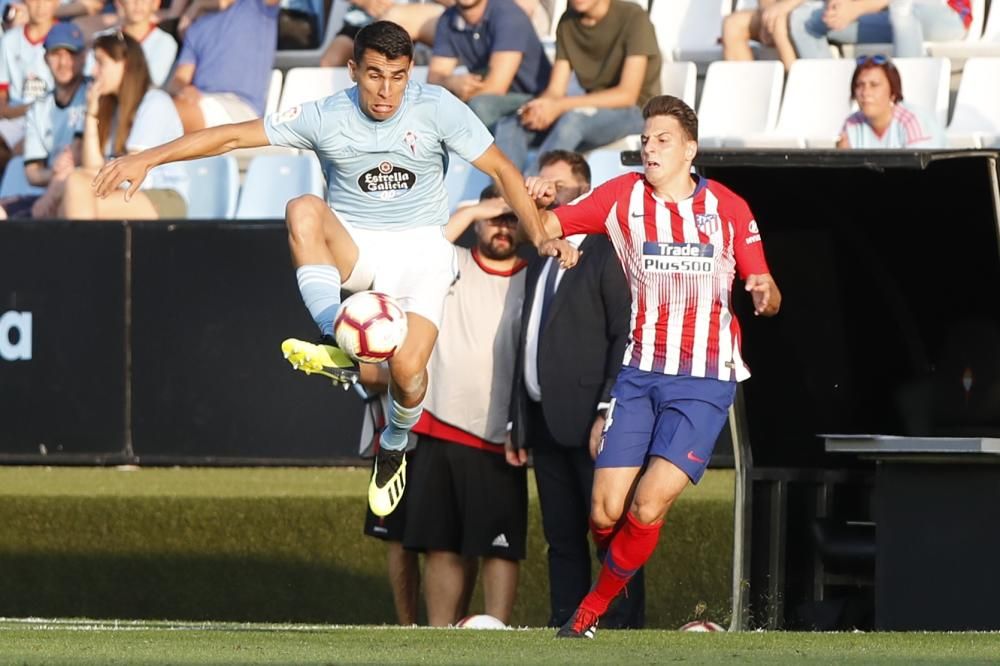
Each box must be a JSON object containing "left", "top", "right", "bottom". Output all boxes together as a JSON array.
[
  {"left": 581, "top": 512, "right": 661, "bottom": 616},
  {"left": 589, "top": 517, "right": 614, "bottom": 552}
]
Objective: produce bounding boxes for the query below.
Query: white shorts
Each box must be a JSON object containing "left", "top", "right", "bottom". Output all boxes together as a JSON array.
[
  {"left": 198, "top": 93, "right": 258, "bottom": 128},
  {"left": 341, "top": 222, "right": 458, "bottom": 330},
  {"left": 0, "top": 117, "right": 26, "bottom": 149}
]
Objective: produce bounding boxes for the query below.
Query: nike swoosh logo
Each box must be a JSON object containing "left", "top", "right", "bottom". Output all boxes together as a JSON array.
[
  {"left": 631, "top": 212, "right": 645, "bottom": 218},
  {"left": 687, "top": 451, "right": 706, "bottom": 464}
]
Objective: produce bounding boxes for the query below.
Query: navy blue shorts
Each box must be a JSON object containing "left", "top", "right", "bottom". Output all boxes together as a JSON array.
[{"left": 596, "top": 367, "right": 737, "bottom": 483}]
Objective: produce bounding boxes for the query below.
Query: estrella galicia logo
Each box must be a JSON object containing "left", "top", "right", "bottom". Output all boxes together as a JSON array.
[{"left": 358, "top": 161, "right": 416, "bottom": 201}]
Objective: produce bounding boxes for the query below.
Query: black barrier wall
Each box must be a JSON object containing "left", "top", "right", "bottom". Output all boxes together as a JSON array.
[
  {"left": 0, "top": 223, "right": 127, "bottom": 459},
  {"left": 697, "top": 150, "right": 1000, "bottom": 468},
  {"left": 1, "top": 221, "right": 364, "bottom": 464}
]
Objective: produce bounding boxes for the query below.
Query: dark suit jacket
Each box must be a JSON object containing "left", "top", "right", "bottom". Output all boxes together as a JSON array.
[{"left": 511, "top": 234, "right": 630, "bottom": 449}]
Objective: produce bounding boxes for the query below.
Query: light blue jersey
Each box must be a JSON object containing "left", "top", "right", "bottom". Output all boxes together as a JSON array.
[
  {"left": 264, "top": 81, "right": 494, "bottom": 230},
  {"left": 23, "top": 78, "right": 88, "bottom": 167}
]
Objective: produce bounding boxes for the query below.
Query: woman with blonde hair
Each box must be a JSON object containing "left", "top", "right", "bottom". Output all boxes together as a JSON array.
[{"left": 61, "top": 31, "right": 188, "bottom": 219}]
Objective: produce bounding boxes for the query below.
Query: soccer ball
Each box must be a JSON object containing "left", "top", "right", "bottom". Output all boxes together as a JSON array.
[
  {"left": 455, "top": 614, "right": 509, "bottom": 630},
  {"left": 679, "top": 620, "right": 725, "bottom": 632},
  {"left": 333, "top": 291, "right": 408, "bottom": 363}
]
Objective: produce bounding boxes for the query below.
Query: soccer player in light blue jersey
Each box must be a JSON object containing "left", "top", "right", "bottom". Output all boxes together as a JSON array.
[{"left": 91, "top": 20, "right": 578, "bottom": 519}]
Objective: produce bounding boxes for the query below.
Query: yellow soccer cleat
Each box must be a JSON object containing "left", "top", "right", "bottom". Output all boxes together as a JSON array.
[
  {"left": 368, "top": 448, "right": 407, "bottom": 517},
  {"left": 281, "top": 337, "right": 360, "bottom": 387}
]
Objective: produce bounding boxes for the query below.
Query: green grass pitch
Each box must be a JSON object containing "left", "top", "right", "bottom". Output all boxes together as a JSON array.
[{"left": 3, "top": 619, "right": 1000, "bottom": 665}]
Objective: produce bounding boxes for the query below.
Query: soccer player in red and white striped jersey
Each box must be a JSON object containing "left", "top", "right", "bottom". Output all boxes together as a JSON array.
[{"left": 530, "top": 95, "right": 781, "bottom": 638}]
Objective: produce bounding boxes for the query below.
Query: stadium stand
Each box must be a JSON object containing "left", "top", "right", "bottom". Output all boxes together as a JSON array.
[
  {"left": 585, "top": 148, "right": 642, "bottom": 188},
  {"left": 235, "top": 153, "right": 326, "bottom": 219},
  {"left": 650, "top": 0, "right": 732, "bottom": 67},
  {"left": 659, "top": 60, "right": 698, "bottom": 108},
  {"left": 278, "top": 65, "right": 428, "bottom": 112},
  {"left": 697, "top": 60, "right": 783, "bottom": 148},
  {"left": 182, "top": 156, "right": 241, "bottom": 219},
  {"left": 743, "top": 58, "right": 856, "bottom": 148},
  {"left": 946, "top": 56, "right": 1000, "bottom": 148},
  {"left": 266, "top": 69, "right": 284, "bottom": 116},
  {"left": 443, "top": 152, "right": 492, "bottom": 212},
  {"left": 891, "top": 56, "right": 952, "bottom": 127}
]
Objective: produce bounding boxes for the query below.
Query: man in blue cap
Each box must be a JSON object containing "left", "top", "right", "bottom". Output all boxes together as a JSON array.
[{"left": 0, "top": 22, "right": 88, "bottom": 219}]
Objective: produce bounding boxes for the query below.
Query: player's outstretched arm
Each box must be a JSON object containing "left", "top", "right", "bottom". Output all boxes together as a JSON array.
[
  {"left": 745, "top": 273, "right": 782, "bottom": 317},
  {"left": 91, "top": 119, "right": 270, "bottom": 201},
  {"left": 472, "top": 145, "right": 579, "bottom": 268}
]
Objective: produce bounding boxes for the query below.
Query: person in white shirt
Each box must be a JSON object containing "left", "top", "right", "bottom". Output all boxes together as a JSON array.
[
  {"left": 60, "top": 30, "right": 188, "bottom": 218},
  {"left": 0, "top": 0, "right": 58, "bottom": 169}
]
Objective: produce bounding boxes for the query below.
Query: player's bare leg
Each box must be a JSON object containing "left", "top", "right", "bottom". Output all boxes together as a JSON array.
[
  {"left": 386, "top": 542, "right": 420, "bottom": 625},
  {"left": 280, "top": 194, "right": 361, "bottom": 385},
  {"left": 482, "top": 557, "right": 519, "bottom": 625},
  {"left": 560, "top": 459, "right": 689, "bottom": 638},
  {"left": 367, "top": 313, "right": 437, "bottom": 516},
  {"left": 424, "top": 550, "right": 470, "bottom": 626}
]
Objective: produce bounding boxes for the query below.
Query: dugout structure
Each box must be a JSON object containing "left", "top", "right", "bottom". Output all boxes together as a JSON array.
[{"left": 690, "top": 149, "right": 1000, "bottom": 631}]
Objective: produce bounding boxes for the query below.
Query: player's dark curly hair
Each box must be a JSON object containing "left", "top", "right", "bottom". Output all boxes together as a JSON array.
[
  {"left": 354, "top": 21, "right": 414, "bottom": 64},
  {"left": 642, "top": 95, "right": 699, "bottom": 142}
]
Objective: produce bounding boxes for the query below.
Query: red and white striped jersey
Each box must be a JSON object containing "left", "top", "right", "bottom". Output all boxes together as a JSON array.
[{"left": 554, "top": 173, "right": 770, "bottom": 382}]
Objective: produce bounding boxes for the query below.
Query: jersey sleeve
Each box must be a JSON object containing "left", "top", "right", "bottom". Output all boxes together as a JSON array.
[
  {"left": 264, "top": 100, "right": 323, "bottom": 151},
  {"left": 553, "top": 179, "right": 621, "bottom": 236},
  {"left": 730, "top": 196, "right": 770, "bottom": 280},
  {"left": 435, "top": 88, "right": 493, "bottom": 163},
  {"left": 0, "top": 39, "right": 11, "bottom": 90}
]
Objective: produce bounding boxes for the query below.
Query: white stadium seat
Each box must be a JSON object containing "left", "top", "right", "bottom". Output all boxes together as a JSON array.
[
  {"left": 744, "top": 58, "right": 856, "bottom": 148},
  {"left": 650, "top": 0, "right": 732, "bottom": 65},
  {"left": 265, "top": 69, "right": 282, "bottom": 117},
  {"left": 891, "top": 57, "right": 952, "bottom": 127},
  {"left": 660, "top": 61, "right": 698, "bottom": 108},
  {"left": 697, "top": 60, "right": 784, "bottom": 147},
  {"left": 278, "top": 67, "right": 354, "bottom": 112},
  {"left": 235, "top": 154, "right": 326, "bottom": 219},
  {"left": 947, "top": 57, "right": 1000, "bottom": 148},
  {"left": 586, "top": 149, "right": 642, "bottom": 189},
  {"left": 182, "top": 156, "right": 240, "bottom": 220}
]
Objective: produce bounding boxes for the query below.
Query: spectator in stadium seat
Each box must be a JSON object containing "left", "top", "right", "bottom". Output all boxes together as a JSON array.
[
  {"left": 837, "top": 54, "right": 945, "bottom": 148},
  {"left": 491, "top": 0, "right": 661, "bottom": 174},
  {"left": 427, "top": 0, "right": 552, "bottom": 130},
  {"left": 60, "top": 31, "right": 188, "bottom": 218},
  {"left": 319, "top": 0, "right": 446, "bottom": 67},
  {"left": 0, "top": 21, "right": 88, "bottom": 219},
  {"left": 789, "top": 0, "right": 893, "bottom": 58},
  {"left": 889, "top": 0, "right": 971, "bottom": 56},
  {"left": 722, "top": 0, "right": 807, "bottom": 71},
  {"left": 791, "top": 0, "right": 971, "bottom": 58},
  {"left": 510, "top": 149, "right": 645, "bottom": 629},
  {"left": 108, "top": 0, "right": 178, "bottom": 87},
  {"left": 167, "top": 0, "right": 278, "bottom": 133},
  {"left": 0, "top": 0, "right": 59, "bottom": 177},
  {"left": 399, "top": 184, "right": 529, "bottom": 627}
]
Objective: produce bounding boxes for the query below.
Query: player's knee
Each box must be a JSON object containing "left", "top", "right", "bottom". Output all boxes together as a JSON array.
[
  {"left": 630, "top": 492, "right": 677, "bottom": 525},
  {"left": 389, "top": 358, "right": 425, "bottom": 395},
  {"left": 285, "top": 195, "right": 326, "bottom": 240},
  {"left": 590, "top": 497, "right": 623, "bottom": 530}
]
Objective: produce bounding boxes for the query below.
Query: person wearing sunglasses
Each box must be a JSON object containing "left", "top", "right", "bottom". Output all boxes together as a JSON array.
[{"left": 837, "top": 54, "right": 945, "bottom": 149}]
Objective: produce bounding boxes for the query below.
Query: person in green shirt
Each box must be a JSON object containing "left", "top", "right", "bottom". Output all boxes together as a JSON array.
[{"left": 492, "top": 0, "right": 660, "bottom": 174}]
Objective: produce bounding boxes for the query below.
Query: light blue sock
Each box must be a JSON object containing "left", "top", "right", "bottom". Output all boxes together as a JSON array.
[
  {"left": 380, "top": 393, "right": 423, "bottom": 452},
  {"left": 295, "top": 265, "right": 341, "bottom": 337}
]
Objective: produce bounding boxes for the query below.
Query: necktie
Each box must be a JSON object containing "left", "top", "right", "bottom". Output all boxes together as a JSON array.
[{"left": 538, "top": 256, "right": 559, "bottom": 334}]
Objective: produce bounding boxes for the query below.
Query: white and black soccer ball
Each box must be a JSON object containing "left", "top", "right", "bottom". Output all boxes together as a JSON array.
[
  {"left": 334, "top": 291, "right": 408, "bottom": 363},
  {"left": 679, "top": 620, "right": 726, "bottom": 632},
  {"left": 455, "top": 614, "right": 509, "bottom": 630}
]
